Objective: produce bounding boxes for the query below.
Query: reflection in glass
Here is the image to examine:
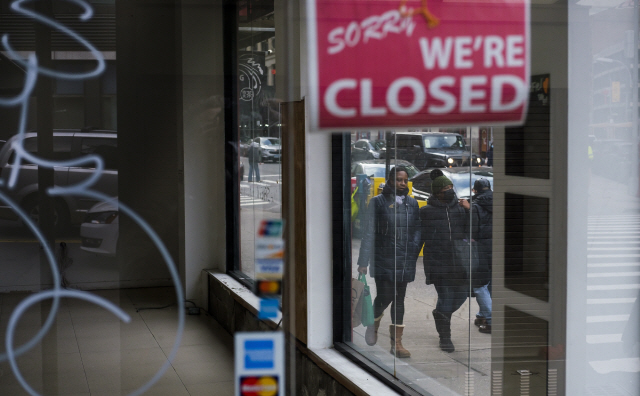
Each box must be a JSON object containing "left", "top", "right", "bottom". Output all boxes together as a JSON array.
[
  {"left": 237, "top": 7, "right": 280, "bottom": 280},
  {"left": 504, "top": 193, "right": 550, "bottom": 302},
  {"left": 349, "top": 132, "right": 488, "bottom": 395}
]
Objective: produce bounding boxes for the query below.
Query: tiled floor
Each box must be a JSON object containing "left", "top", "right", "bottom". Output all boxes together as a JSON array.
[{"left": 0, "top": 287, "right": 234, "bottom": 395}]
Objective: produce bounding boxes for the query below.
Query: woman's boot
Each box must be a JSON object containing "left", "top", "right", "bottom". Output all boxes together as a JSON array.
[
  {"left": 432, "top": 309, "right": 455, "bottom": 353},
  {"left": 365, "top": 314, "right": 384, "bottom": 346},
  {"left": 389, "top": 325, "right": 411, "bottom": 358}
]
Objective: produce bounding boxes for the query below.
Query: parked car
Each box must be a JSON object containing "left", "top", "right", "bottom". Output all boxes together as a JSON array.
[
  {"left": 409, "top": 167, "right": 493, "bottom": 200},
  {"left": 387, "top": 131, "right": 482, "bottom": 170},
  {"left": 351, "top": 139, "right": 386, "bottom": 161},
  {"left": 350, "top": 159, "right": 420, "bottom": 195},
  {"left": 253, "top": 137, "right": 281, "bottom": 162},
  {"left": 0, "top": 130, "right": 118, "bottom": 231},
  {"left": 80, "top": 198, "right": 119, "bottom": 256},
  {"left": 351, "top": 159, "right": 420, "bottom": 179}
]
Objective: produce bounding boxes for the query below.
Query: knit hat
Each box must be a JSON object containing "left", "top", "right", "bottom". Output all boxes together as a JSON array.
[{"left": 432, "top": 175, "right": 453, "bottom": 194}]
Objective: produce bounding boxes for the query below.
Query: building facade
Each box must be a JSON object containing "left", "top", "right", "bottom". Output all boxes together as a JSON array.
[{"left": 0, "top": 0, "right": 638, "bottom": 395}]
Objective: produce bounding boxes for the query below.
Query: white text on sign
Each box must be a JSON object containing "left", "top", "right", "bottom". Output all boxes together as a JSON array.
[{"left": 324, "top": 75, "right": 528, "bottom": 117}]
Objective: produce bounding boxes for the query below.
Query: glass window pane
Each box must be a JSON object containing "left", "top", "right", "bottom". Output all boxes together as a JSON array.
[{"left": 236, "top": 5, "right": 279, "bottom": 281}]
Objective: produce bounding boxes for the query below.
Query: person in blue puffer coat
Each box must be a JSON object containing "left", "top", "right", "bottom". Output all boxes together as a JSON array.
[
  {"left": 460, "top": 178, "right": 493, "bottom": 334},
  {"left": 357, "top": 166, "right": 421, "bottom": 358}
]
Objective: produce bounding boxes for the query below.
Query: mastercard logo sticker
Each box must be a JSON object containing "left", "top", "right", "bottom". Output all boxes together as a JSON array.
[
  {"left": 240, "top": 376, "right": 279, "bottom": 396},
  {"left": 257, "top": 280, "right": 281, "bottom": 295}
]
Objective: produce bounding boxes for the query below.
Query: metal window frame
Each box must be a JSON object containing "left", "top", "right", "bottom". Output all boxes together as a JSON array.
[{"left": 222, "top": 0, "right": 255, "bottom": 289}]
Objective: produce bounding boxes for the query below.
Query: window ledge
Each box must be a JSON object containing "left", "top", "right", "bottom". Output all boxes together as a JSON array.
[
  {"left": 206, "top": 270, "right": 398, "bottom": 396},
  {"left": 305, "top": 347, "right": 400, "bottom": 396},
  {"left": 207, "top": 270, "right": 281, "bottom": 328}
]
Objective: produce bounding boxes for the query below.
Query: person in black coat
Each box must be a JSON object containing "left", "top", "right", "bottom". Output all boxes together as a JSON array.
[
  {"left": 460, "top": 178, "right": 493, "bottom": 334},
  {"left": 247, "top": 140, "right": 261, "bottom": 182},
  {"left": 420, "top": 170, "right": 477, "bottom": 353},
  {"left": 357, "top": 166, "right": 421, "bottom": 358},
  {"left": 486, "top": 143, "right": 493, "bottom": 167}
]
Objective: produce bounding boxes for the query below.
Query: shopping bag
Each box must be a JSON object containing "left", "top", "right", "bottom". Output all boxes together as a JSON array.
[
  {"left": 351, "top": 186, "right": 359, "bottom": 221},
  {"left": 359, "top": 274, "right": 374, "bottom": 328},
  {"left": 351, "top": 277, "right": 365, "bottom": 328}
]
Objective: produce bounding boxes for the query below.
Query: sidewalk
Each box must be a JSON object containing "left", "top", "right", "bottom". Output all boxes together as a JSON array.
[{"left": 351, "top": 238, "right": 492, "bottom": 396}]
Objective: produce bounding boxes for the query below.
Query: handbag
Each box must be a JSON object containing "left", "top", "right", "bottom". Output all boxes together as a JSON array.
[
  {"left": 359, "top": 274, "right": 374, "bottom": 328},
  {"left": 450, "top": 239, "right": 480, "bottom": 286},
  {"left": 351, "top": 277, "right": 365, "bottom": 327}
]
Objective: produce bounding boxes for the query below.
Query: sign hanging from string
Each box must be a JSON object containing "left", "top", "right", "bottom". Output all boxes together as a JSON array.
[{"left": 306, "top": 0, "right": 530, "bottom": 131}]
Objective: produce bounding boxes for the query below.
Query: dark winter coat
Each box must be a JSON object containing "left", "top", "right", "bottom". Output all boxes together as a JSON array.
[
  {"left": 248, "top": 144, "right": 260, "bottom": 164},
  {"left": 356, "top": 186, "right": 421, "bottom": 283},
  {"left": 471, "top": 189, "right": 493, "bottom": 286},
  {"left": 486, "top": 145, "right": 494, "bottom": 167},
  {"left": 420, "top": 194, "right": 478, "bottom": 286}
]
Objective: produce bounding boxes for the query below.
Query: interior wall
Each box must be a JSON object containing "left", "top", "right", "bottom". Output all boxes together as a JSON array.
[
  {"left": 179, "top": 0, "right": 227, "bottom": 302},
  {"left": 115, "top": 0, "right": 182, "bottom": 286},
  {"left": 280, "top": 0, "right": 334, "bottom": 349}
]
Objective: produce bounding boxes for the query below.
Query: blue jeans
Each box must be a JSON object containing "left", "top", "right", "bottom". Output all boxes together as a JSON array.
[
  {"left": 473, "top": 283, "right": 492, "bottom": 325},
  {"left": 248, "top": 162, "right": 260, "bottom": 182}
]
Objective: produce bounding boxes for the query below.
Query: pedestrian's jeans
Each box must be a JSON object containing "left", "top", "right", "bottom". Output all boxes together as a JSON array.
[
  {"left": 434, "top": 283, "right": 469, "bottom": 316},
  {"left": 473, "top": 283, "right": 492, "bottom": 325},
  {"left": 248, "top": 162, "right": 260, "bottom": 182}
]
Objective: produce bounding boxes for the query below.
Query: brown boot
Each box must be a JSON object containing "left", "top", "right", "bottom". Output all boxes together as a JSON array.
[
  {"left": 365, "top": 314, "right": 384, "bottom": 346},
  {"left": 389, "top": 325, "right": 411, "bottom": 358}
]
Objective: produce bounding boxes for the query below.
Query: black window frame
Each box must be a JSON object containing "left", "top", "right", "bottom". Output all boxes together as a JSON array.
[
  {"left": 223, "top": 0, "right": 252, "bottom": 288},
  {"left": 223, "top": 0, "right": 277, "bottom": 289}
]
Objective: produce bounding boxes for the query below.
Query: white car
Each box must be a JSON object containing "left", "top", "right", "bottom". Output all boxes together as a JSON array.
[
  {"left": 253, "top": 137, "right": 281, "bottom": 162},
  {"left": 80, "top": 198, "right": 119, "bottom": 256},
  {"left": 0, "top": 131, "right": 118, "bottom": 231}
]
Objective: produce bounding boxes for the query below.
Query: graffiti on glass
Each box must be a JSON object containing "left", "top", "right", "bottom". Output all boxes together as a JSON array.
[{"left": 0, "top": 1, "right": 184, "bottom": 396}]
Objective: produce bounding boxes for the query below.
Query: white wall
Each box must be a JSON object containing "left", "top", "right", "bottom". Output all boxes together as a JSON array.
[{"left": 180, "top": 0, "right": 227, "bottom": 303}]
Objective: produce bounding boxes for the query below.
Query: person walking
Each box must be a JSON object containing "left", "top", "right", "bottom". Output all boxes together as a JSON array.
[
  {"left": 486, "top": 143, "right": 494, "bottom": 167},
  {"left": 357, "top": 166, "right": 421, "bottom": 358},
  {"left": 459, "top": 178, "right": 493, "bottom": 334},
  {"left": 247, "top": 140, "right": 261, "bottom": 182},
  {"left": 420, "top": 170, "right": 477, "bottom": 353}
]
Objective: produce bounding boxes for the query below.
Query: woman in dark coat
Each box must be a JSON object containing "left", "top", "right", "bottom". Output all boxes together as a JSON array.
[
  {"left": 420, "top": 171, "right": 477, "bottom": 353},
  {"left": 357, "top": 166, "right": 421, "bottom": 358}
]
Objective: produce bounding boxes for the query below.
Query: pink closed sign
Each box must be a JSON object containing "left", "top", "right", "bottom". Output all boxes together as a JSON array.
[{"left": 307, "top": 0, "right": 530, "bottom": 131}]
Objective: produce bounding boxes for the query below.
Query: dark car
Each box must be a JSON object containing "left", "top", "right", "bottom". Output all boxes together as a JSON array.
[
  {"left": 351, "top": 139, "right": 386, "bottom": 161},
  {"left": 387, "top": 132, "right": 482, "bottom": 170},
  {"left": 410, "top": 167, "right": 493, "bottom": 200}
]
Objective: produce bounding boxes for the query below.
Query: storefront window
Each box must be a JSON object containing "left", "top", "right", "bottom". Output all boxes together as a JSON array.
[
  {"left": 345, "top": 130, "right": 493, "bottom": 395},
  {"left": 0, "top": 1, "right": 186, "bottom": 394},
  {"left": 227, "top": 0, "right": 281, "bottom": 281},
  {"left": 334, "top": 1, "right": 640, "bottom": 395}
]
